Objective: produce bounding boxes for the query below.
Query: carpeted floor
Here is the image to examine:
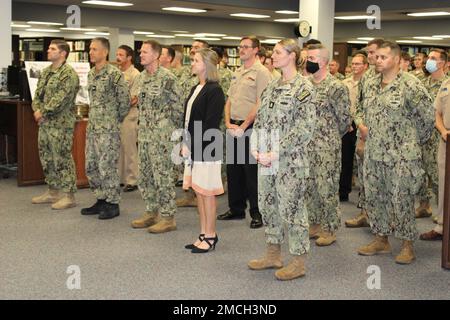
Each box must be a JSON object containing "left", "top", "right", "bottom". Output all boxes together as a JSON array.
[{"left": 0, "top": 176, "right": 449, "bottom": 300}]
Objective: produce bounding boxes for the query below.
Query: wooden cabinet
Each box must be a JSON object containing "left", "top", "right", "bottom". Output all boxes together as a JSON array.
[{"left": 0, "top": 99, "right": 88, "bottom": 188}]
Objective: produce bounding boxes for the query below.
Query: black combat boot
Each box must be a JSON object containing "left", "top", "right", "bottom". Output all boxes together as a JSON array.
[
  {"left": 81, "top": 199, "right": 106, "bottom": 216},
  {"left": 98, "top": 202, "right": 120, "bottom": 220}
]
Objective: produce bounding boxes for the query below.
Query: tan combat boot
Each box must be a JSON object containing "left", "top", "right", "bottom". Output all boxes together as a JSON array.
[
  {"left": 131, "top": 212, "right": 160, "bottom": 229},
  {"left": 358, "top": 235, "right": 392, "bottom": 256},
  {"left": 51, "top": 193, "right": 76, "bottom": 210},
  {"left": 309, "top": 224, "right": 322, "bottom": 239},
  {"left": 316, "top": 231, "right": 337, "bottom": 246},
  {"left": 248, "top": 244, "right": 283, "bottom": 270},
  {"left": 32, "top": 188, "right": 60, "bottom": 204},
  {"left": 176, "top": 191, "right": 197, "bottom": 207},
  {"left": 415, "top": 201, "right": 432, "bottom": 218},
  {"left": 275, "top": 255, "right": 306, "bottom": 281},
  {"left": 395, "top": 241, "right": 416, "bottom": 265},
  {"left": 345, "top": 210, "right": 370, "bottom": 228},
  {"left": 147, "top": 216, "right": 177, "bottom": 234}
]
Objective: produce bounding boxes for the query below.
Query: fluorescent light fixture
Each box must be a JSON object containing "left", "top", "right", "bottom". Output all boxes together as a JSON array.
[
  {"left": 61, "top": 27, "right": 97, "bottom": 31},
  {"left": 162, "top": 7, "right": 207, "bottom": 13},
  {"left": 335, "top": 15, "right": 376, "bottom": 20},
  {"left": 348, "top": 41, "right": 369, "bottom": 44},
  {"left": 275, "top": 10, "right": 299, "bottom": 15},
  {"left": 11, "top": 24, "right": 31, "bottom": 28},
  {"left": 170, "top": 30, "right": 189, "bottom": 33},
  {"left": 28, "top": 21, "right": 64, "bottom": 26},
  {"left": 396, "top": 40, "right": 422, "bottom": 44},
  {"left": 274, "top": 18, "right": 299, "bottom": 23},
  {"left": 133, "top": 31, "right": 155, "bottom": 35},
  {"left": 174, "top": 34, "right": 197, "bottom": 38},
  {"left": 82, "top": 1, "right": 134, "bottom": 7},
  {"left": 85, "top": 32, "right": 110, "bottom": 36},
  {"left": 146, "top": 35, "right": 176, "bottom": 39},
  {"left": 230, "top": 13, "right": 270, "bottom": 19},
  {"left": 195, "top": 33, "right": 227, "bottom": 37},
  {"left": 407, "top": 11, "right": 450, "bottom": 17},
  {"left": 433, "top": 35, "right": 450, "bottom": 38},
  {"left": 194, "top": 37, "right": 221, "bottom": 41},
  {"left": 261, "top": 39, "right": 281, "bottom": 44},
  {"left": 413, "top": 36, "right": 443, "bottom": 40},
  {"left": 26, "top": 28, "right": 61, "bottom": 33},
  {"left": 357, "top": 37, "right": 374, "bottom": 41},
  {"left": 222, "top": 36, "right": 242, "bottom": 40}
]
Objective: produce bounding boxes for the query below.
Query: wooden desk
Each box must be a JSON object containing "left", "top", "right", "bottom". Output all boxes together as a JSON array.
[{"left": 0, "top": 99, "right": 88, "bottom": 188}]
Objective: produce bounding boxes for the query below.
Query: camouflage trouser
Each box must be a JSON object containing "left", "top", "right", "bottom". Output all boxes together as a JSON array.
[
  {"left": 307, "top": 150, "right": 341, "bottom": 233},
  {"left": 417, "top": 131, "right": 439, "bottom": 203},
  {"left": 356, "top": 137, "right": 366, "bottom": 209},
  {"left": 138, "top": 141, "right": 176, "bottom": 217},
  {"left": 364, "top": 158, "right": 424, "bottom": 241},
  {"left": 38, "top": 125, "right": 77, "bottom": 193},
  {"left": 86, "top": 132, "right": 121, "bottom": 204},
  {"left": 259, "top": 165, "right": 310, "bottom": 256}
]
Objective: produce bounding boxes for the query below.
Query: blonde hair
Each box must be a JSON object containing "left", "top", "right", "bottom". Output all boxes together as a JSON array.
[
  {"left": 278, "top": 38, "right": 304, "bottom": 70},
  {"left": 196, "top": 48, "right": 219, "bottom": 82}
]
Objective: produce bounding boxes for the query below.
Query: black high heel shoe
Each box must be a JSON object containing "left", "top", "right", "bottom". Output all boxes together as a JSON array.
[
  {"left": 191, "top": 235, "right": 219, "bottom": 254},
  {"left": 185, "top": 234, "right": 205, "bottom": 250}
]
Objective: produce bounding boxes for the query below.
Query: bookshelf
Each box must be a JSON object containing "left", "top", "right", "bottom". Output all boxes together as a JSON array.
[
  {"left": 66, "top": 39, "right": 91, "bottom": 63},
  {"left": 18, "top": 37, "right": 64, "bottom": 66}
]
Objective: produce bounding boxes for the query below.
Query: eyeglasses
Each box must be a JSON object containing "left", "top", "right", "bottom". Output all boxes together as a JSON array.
[{"left": 238, "top": 45, "right": 255, "bottom": 50}]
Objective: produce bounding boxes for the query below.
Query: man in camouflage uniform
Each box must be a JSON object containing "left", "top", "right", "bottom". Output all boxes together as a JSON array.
[
  {"left": 345, "top": 38, "right": 384, "bottom": 228},
  {"left": 415, "top": 48, "right": 449, "bottom": 219},
  {"left": 176, "top": 40, "right": 210, "bottom": 207},
  {"left": 248, "top": 39, "right": 317, "bottom": 281},
  {"left": 131, "top": 40, "right": 183, "bottom": 234},
  {"left": 329, "top": 59, "right": 345, "bottom": 81},
  {"left": 305, "top": 44, "right": 352, "bottom": 247},
  {"left": 31, "top": 40, "right": 80, "bottom": 210},
  {"left": 355, "top": 41, "right": 434, "bottom": 264},
  {"left": 81, "top": 38, "right": 130, "bottom": 220}
]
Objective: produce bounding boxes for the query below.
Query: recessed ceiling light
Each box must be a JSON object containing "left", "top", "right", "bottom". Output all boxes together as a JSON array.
[
  {"left": 195, "top": 33, "right": 227, "bottom": 37},
  {"left": 274, "top": 18, "right": 299, "bottom": 23},
  {"left": 222, "top": 36, "right": 242, "bottom": 40},
  {"left": 28, "top": 21, "right": 64, "bottom": 26},
  {"left": 335, "top": 15, "right": 376, "bottom": 20},
  {"left": 11, "top": 24, "right": 31, "bottom": 28},
  {"left": 230, "top": 13, "right": 270, "bottom": 19},
  {"left": 348, "top": 41, "right": 369, "bottom": 44},
  {"left": 407, "top": 12, "right": 450, "bottom": 17},
  {"left": 413, "top": 36, "right": 443, "bottom": 40},
  {"left": 26, "top": 28, "right": 61, "bottom": 33},
  {"left": 275, "top": 10, "right": 299, "bottom": 15},
  {"left": 162, "top": 7, "right": 207, "bottom": 13},
  {"left": 433, "top": 35, "right": 450, "bottom": 38},
  {"left": 396, "top": 40, "right": 423, "bottom": 44},
  {"left": 85, "top": 32, "right": 110, "bottom": 36},
  {"left": 133, "top": 31, "right": 155, "bottom": 35},
  {"left": 146, "top": 35, "right": 176, "bottom": 39},
  {"left": 61, "top": 27, "right": 97, "bottom": 31},
  {"left": 357, "top": 37, "right": 374, "bottom": 41},
  {"left": 82, "top": 1, "right": 134, "bottom": 7}
]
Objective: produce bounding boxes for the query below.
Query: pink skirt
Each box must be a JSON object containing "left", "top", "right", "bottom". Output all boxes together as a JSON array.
[{"left": 183, "top": 161, "right": 224, "bottom": 196}]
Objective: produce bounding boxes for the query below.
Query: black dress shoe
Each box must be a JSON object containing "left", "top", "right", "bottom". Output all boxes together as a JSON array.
[
  {"left": 98, "top": 203, "right": 120, "bottom": 220},
  {"left": 123, "top": 185, "right": 138, "bottom": 192},
  {"left": 250, "top": 218, "right": 263, "bottom": 229},
  {"left": 339, "top": 194, "right": 349, "bottom": 202},
  {"left": 175, "top": 180, "right": 183, "bottom": 187},
  {"left": 81, "top": 200, "right": 105, "bottom": 216},
  {"left": 217, "top": 210, "right": 245, "bottom": 220}
]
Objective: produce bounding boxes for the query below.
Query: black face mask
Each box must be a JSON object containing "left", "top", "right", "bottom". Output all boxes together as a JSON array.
[{"left": 306, "top": 60, "right": 320, "bottom": 74}]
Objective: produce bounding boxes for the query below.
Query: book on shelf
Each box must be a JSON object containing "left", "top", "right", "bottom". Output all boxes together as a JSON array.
[{"left": 68, "top": 52, "right": 89, "bottom": 63}]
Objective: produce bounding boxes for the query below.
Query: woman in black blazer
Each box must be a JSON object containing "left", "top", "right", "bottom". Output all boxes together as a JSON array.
[{"left": 182, "top": 48, "right": 225, "bottom": 253}]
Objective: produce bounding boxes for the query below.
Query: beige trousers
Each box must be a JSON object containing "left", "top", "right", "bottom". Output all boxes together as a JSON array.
[
  {"left": 436, "top": 140, "right": 446, "bottom": 234},
  {"left": 119, "top": 106, "right": 138, "bottom": 186}
]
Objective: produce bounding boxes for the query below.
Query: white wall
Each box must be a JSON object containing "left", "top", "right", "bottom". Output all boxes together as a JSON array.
[{"left": 0, "top": 0, "right": 12, "bottom": 68}]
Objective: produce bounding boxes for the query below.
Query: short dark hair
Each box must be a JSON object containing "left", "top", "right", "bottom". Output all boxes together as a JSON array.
[
  {"left": 367, "top": 38, "right": 384, "bottom": 48},
  {"left": 380, "top": 41, "right": 401, "bottom": 57},
  {"left": 305, "top": 39, "right": 321, "bottom": 47},
  {"left": 430, "top": 48, "right": 448, "bottom": 63},
  {"left": 143, "top": 40, "right": 162, "bottom": 57},
  {"left": 162, "top": 46, "right": 176, "bottom": 62},
  {"left": 193, "top": 39, "right": 210, "bottom": 48},
  {"left": 92, "top": 37, "right": 110, "bottom": 53},
  {"left": 257, "top": 47, "right": 266, "bottom": 58},
  {"left": 51, "top": 39, "right": 70, "bottom": 58},
  {"left": 241, "top": 36, "right": 260, "bottom": 49},
  {"left": 211, "top": 47, "right": 224, "bottom": 60},
  {"left": 401, "top": 51, "right": 411, "bottom": 62},
  {"left": 118, "top": 45, "right": 135, "bottom": 64}
]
